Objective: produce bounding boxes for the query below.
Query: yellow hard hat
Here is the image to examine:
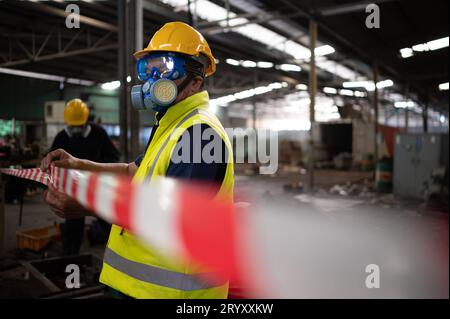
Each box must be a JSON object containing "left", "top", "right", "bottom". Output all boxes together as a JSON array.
[
  {"left": 134, "top": 21, "right": 216, "bottom": 77},
  {"left": 64, "top": 99, "right": 89, "bottom": 126}
]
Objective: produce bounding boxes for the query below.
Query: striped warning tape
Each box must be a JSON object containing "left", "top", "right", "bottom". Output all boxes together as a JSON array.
[
  {"left": 1, "top": 167, "right": 239, "bottom": 284},
  {"left": 0, "top": 168, "right": 50, "bottom": 186},
  {"left": 2, "top": 167, "right": 439, "bottom": 298}
]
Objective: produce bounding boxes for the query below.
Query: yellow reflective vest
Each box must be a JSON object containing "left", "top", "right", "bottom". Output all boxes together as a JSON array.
[{"left": 99, "top": 91, "right": 234, "bottom": 299}]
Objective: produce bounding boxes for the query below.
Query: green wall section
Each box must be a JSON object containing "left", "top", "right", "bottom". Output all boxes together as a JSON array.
[
  {"left": 0, "top": 74, "right": 154, "bottom": 126},
  {"left": 0, "top": 74, "right": 61, "bottom": 121}
]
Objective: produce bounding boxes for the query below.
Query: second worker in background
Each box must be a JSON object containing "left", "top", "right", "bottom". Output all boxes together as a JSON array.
[{"left": 49, "top": 99, "right": 120, "bottom": 255}]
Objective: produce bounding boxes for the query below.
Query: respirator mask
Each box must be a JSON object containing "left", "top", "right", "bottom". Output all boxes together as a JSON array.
[{"left": 131, "top": 53, "right": 202, "bottom": 113}]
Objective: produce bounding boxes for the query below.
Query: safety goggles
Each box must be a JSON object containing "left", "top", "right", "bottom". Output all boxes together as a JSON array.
[{"left": 136, "top": 53, "right": 186, "bottom": 81}]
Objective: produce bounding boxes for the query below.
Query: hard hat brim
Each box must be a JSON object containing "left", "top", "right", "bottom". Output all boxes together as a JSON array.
[{"left": 133, "top": 48, "right": 152, "bottom": 60}]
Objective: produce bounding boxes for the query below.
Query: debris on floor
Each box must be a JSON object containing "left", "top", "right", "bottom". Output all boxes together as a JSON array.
[{"left": 328, "top": 179, "right": 374, "bottom": 197}]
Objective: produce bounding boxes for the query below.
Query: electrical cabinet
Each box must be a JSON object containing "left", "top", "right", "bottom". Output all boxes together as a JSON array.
[{"left": 393, "top": 133, "right": 449, "bottom": 198}]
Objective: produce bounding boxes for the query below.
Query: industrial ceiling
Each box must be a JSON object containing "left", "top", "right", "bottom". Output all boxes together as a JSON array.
[{"left": 0, "top": 0, "right": 448, "bottom": 112}]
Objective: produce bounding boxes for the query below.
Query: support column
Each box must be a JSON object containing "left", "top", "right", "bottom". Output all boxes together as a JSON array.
[
  {"left": 423, "top": 96, "right": 429, "bottom": 133},
  {"left": 308, "top": 20, "right": 317, "bottom": 192},
  {"left": 187, "top": 0, "right": 194, "bottom": 26},
  {"left": 252, "top": 73, "right": 258, "bottom": 130},
  {"left": 404, "top": 85, "right": 409, "bottom": 133},
  {"left": 117, "top": 0, "right": 128, "bottom": 161},
  {"left": 128, "top": 0, "right": 142, "bottom": 158},
  {"left": 0, "top": 180, "right": 4, "bottom": 255},
  {"left": 373, "top": 61, "right": 379, "bottom": 164},
  {"left": 253, "top": 73, "right": 258, "bottom": 175},
  {"left": 118, "top": 0, "right": 143, "bottom": 161}
]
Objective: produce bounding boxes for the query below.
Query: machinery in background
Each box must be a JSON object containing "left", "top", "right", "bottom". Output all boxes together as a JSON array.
[
  {"left": 1, "top": 119, "right": 42, "bottom": 209},
  {"left": 1, "top": 117, "right": 43, "bottom": 166},
  {"left": 9, "top": 254, "right": 106, "bottom": 299},
  {"left": 44, "top": 101, "right": 67, "bottom": 149},
  {"left": 394, "top": 133, "right": 449, "bottom": 200}
]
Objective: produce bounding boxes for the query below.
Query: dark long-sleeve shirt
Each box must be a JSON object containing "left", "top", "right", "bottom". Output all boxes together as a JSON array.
[
  {"left": 50, "top": 123, "right": 120, "bottom": 163},
  {"left": 134, "top": 123, "right": 228, "bottom": 191}
]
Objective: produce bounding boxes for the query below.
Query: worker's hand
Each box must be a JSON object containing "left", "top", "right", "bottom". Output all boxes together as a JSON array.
[
  {"left": 41, "top": 148, "right": 81, "bottom": 172},
  {"left": 43, "top": 185, "right": 92, "bottom": 219}
]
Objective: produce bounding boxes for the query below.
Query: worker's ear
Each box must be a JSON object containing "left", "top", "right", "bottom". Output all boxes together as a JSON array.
[
  {"left": 175, "top": 75, "right": 204, "bottom": 102},
  {"left": 187, "top": 76, "right": 204, "bottom": 93}
]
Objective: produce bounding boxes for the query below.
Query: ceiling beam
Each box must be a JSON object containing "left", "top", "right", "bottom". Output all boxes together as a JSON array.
[
  {"left": 320, "top": 0, "right": 397, "bottom": 17},
  {"left": 142, "top": 0, "right": 188, "bottom": 22},
  {"left": 278, "top": 0, "right": 403, "bottom": 79},
  {"left": 0, "top": 43, "right": 117, "bottom": 67},
  {"left": 198, "top": 11, "right": 305, "bottom": 35},
  {"left": 12, "top": 0, "right": 118, "bottom": 32}
]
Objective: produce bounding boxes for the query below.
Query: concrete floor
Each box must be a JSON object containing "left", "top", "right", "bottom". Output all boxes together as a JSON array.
[
  {"left": 235, "top": 170, "right": 448, "bottom": 298},
  {"left": 1, "top": 191, "right": 103, "bottom": 255},
  {"left": 0, "top": 169, "right": 448, "bottom": 298},
  {"left": 0, "top": 187, "right": 106, "bottom": 298}
]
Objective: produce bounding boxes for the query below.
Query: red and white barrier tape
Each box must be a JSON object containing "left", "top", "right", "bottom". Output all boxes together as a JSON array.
[
  {"left": 2, "top": 167, "right": 446, "bottom": 298},
  {"left": 1, "top": 167, "right": 240, "bottom": 284},
  {"left": 0, "top": 168, "right": 51, "bottom": 186}
]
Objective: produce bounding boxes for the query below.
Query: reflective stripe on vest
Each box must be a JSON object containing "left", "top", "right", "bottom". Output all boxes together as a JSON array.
[{"left": 103, "top": 248, "right": 225, "bottom": 291}]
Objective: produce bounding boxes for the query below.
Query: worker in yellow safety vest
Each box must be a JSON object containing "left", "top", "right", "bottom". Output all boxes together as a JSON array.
[{"left": 41, "top": 21, "right": 234, "bottom": 299}]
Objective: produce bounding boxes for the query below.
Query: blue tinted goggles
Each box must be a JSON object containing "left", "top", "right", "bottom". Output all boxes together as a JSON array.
[{"left": 136, "top": 53, "right": 186, "bottom": 81}]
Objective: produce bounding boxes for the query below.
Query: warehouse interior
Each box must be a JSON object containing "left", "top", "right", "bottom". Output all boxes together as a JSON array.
[{"left": 0, "top": 0, "right": 448, "bottom": 299}]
